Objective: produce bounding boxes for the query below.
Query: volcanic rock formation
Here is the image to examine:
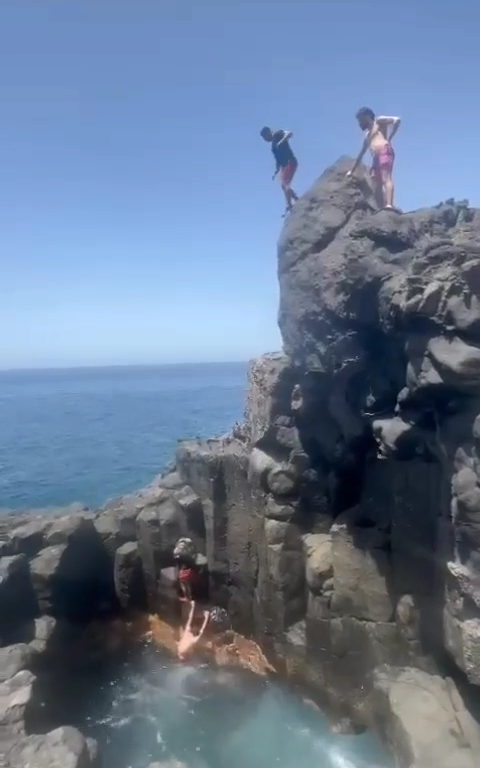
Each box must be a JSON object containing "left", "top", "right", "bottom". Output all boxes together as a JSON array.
[{"left": 2, "top": 157, "right": 480, "bottom": 767}]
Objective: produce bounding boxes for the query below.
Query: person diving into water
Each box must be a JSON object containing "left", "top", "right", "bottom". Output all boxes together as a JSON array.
[
  {"left": 346, "top": 107, "right": 401, "bottom": 210},
  {"left": 176, "top": 600, "right": 210, "bottom": 662},
  {"left": 260, "top": 126, "right": 299, "bottom": 217}
]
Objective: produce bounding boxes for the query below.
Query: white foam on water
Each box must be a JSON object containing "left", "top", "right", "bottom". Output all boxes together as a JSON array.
[
  {"left": 327, "top": 745, "right": 360, "bottom": 768},
  {"left": 81, "top": 651, "right": 392, "bottom": 768}
]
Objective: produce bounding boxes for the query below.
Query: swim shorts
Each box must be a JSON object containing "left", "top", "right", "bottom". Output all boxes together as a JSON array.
[
  {"left": 280, "top": 159, "right": 298, "bottom": 186},
  {"left": 179, "top": 567, "right": 194, "bottom": 582},
  {"left": 371, "top": 144, "right": 395, "bottom": 175}
]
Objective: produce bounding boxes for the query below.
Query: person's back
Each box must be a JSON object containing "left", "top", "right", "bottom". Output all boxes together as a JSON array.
[
  {"left": 367, "top": 119, "right": 391, "bottom": 155},
  {"left": 271, "top": 129, "right": 296, "bottom": 167}
]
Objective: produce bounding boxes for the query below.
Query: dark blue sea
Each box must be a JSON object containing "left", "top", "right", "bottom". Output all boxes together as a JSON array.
[{"left": 0, "top": 363, "right": 247, "bottom": 512}]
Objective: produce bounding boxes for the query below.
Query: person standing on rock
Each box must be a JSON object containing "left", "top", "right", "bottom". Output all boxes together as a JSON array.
[
  {"left": 173, "top": 537, "right": 209, "bottom": 614},
  {"left": 346, "top": 107, "right": 401, "bottom": 210},
  {"left": 260, "top": 126, "right": 299, "bottom": 216}
]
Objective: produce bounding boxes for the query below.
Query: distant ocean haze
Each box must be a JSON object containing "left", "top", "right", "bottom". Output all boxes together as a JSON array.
[{"left": 0, "top": 363, "right": 247, "bottom": 511}]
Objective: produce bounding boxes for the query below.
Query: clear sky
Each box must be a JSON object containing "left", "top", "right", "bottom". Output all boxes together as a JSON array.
[{"left": 1, "top": 1, "right": 479, "bottom": 369}]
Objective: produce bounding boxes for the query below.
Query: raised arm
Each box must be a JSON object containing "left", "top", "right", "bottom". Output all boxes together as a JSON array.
[
  {"left": 377, "top": 115, "right": 401, "bottom": 141},
  {"left": 194, "top": 610, "right": 210, "bottom": 643},
  {"left": 276, "top": 130, "right": 293, "bottom": 146},
  {"left": 185, "top": 600, "right": 196, "bottom": 632}
]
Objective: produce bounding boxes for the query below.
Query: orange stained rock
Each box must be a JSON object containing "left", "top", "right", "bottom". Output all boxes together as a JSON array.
[{"left": 141, "top": 613, "right": 274, "bottom": 676}]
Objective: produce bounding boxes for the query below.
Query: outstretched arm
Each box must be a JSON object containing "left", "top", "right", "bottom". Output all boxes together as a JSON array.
[
  {"left": 377, "top": 115, "right": 401, "bottom": 141},
  {"left": 348, "top": 131, "right": 371, "bottom": 175}
]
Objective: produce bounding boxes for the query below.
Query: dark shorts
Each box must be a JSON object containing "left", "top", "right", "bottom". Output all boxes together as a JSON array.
[{"left": 280, "top": 159, "right": 298, "bottom": 186}]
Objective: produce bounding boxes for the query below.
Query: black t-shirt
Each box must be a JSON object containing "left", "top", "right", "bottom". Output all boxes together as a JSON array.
[{"left": 271, "top": 130, "right": 296, "bottom": 167}]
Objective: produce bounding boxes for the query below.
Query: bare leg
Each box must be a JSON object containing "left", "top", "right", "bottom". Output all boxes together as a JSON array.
[
  {"left": 375, "top": 182, "right": 385, "bottom": 208},
  {"left": 381, "top": 167, "right": 394, "bottom": 208},
  {"left": 371, "top": 170, "right": 385, "bottom": 208},
  {"left": 282, "top": 185, "right": 298, "bottom": 212},
  {"left": 287, "top": 188, "right": 298, "bottom": 206},
  {"left": 282, "top": 185, "right": 292, "bottom": 211},
  {"left": 179, "top": 580, "right": 191, "bottom": 602}
]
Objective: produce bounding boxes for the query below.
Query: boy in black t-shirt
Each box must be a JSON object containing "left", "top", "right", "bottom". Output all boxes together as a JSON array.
[{"left": 260, "top": 126, "right": 299, "bottom": 215}]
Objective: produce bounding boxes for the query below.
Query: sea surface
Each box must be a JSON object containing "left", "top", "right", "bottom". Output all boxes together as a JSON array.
[{"left": 0, "top": 363, "right": 247, "bottom": 511}]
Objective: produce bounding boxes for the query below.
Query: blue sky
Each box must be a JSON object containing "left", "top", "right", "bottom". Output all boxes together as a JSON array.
[{"left": 1, "top": 1, "right": 479, "bottom": 369}]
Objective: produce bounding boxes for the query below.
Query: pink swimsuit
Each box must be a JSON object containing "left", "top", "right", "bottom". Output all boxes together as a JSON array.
[{"left": 371, "top": 142, "right": 395, "bottom": 175}]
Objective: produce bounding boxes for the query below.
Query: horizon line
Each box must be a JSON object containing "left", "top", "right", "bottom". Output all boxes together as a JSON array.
[{"left": 0, "top": 358, "right": 267, "bottom": 374}]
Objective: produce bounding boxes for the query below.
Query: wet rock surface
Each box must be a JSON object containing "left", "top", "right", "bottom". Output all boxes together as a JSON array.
[
  {"left": 114, "top": 541, "right": 147, "bottom": 610},
  {"left": 372, "top": 667, "right": 480, "bottom": 768},
  {"left": 2, "top": 157, "right": 480, "bottom": 766},
  {"left": 0, "top": 645, "right": 32, "bottom": 683},
  {"left": 5, "top": 725, "right": 97, "bottom": 768},
  {"left": 0, "top": 556, "right": 38, "bottom": 642}
]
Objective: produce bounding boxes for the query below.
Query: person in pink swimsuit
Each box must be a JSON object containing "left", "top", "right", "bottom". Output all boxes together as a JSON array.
[{"left": 346, "top": 107, "right": 401, "bottom": 209}]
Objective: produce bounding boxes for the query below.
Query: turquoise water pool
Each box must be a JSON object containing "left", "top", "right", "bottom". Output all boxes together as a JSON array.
[{"left": 36, "top": 639, "right": 392, "bottom": 768}]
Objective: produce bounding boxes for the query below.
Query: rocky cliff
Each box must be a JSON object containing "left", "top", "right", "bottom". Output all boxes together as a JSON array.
[
  {"left": 2, "top": 156, "right": 480, "bottom": 767},
  {"left": 177, "top": 156, "right": 480, "bottom": 765}
]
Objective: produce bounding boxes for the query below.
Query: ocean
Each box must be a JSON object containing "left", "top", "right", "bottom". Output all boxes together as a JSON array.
[{"left": 0, "top": 363, "right": 247, "bottom": 512}]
